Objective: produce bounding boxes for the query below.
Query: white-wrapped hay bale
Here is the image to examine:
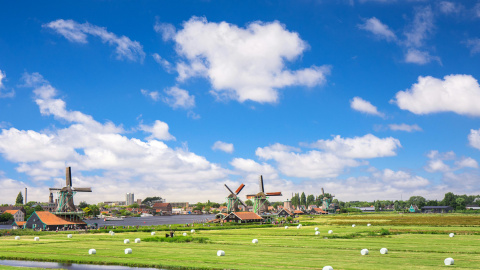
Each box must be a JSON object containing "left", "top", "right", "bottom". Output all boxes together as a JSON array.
[
  {"left": 125, "top": 248, "right": 132, "bottom": 254},
  {"left": 380, "top": 248, "right": 388, "bottom": 254},
  {"left": 449, "top": 233, "right": 454, "bottom": 238},
  {"left": 252, "top": 239, "right": 258, "bottom": 244},
  {"left": 367, "top": 224, "right": 371, "bottom": 227},
  {"left": 124, "top": 239, "right": 130, "bottom": 244},
  {"left": 15, "top": 236, "right": 20, "bottom": 240},
  {"left": 151, "top": 232, "right": 156, "bottom": 236},
  {"left": 67, "top": 234, "right": 72, "bottom": 238},
  {"left": 360, "top": 249, "right": 369, "bottom": 255},
  {"left": 285, "top": 226, "right": 288, "bottom": 229},
  {"left": 315, "top": 231, "right": 320, "bottom": 236},
  {"left": 352, "top": 224, "right": 356, "bottom": 227},
  {"left": 88, "top": 249, "right": 96, "bottom": 255},
  {"left": 191, "top": 229, "right": 195, "bottom": 233},
  {"left": 34, "top": 237, "right": 39, "bottom": 241},
  {"left": 328, "top": 230, "right": 333, "bottom": 234},
  {"left": 109, "top": 230, "right": 113, "bottom": 234},
  {"left": 298, "top": 224, "right": 302, "bottom": 228},
  {"left": 135, "top": 238, "right": 141, "bottom": 243},
  {"left": 110, "top": 232, "right": 115, "bottom": 236},
  {"left": 296, "top": 225, "right": 300, "bottom": 229},
  {"left": 444, "top": 258, "right": 454, "bottom": 265},
  {"left": 217, "top": 250, "right": 225, "bottom": 256},
  {"left": 315, "top": 227, "right": 319, "bottom": 231},
  {"left": 322, "top": 266, "right": 333, "bottom": 270},
  {"left": 183, "top": 232, "right": 187, "bottom": 236}
]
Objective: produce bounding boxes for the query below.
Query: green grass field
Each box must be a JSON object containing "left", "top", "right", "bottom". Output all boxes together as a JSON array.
[{"left": 1, "top": 214, "right": 480, "bottom": 270}]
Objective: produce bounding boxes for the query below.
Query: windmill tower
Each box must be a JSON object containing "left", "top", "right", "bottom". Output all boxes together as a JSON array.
[
  {"left": 320, "top": 187, "right": 335, "bottom": 211},
  {"left": 246, "top": 175, "right": 282, "bottom": 215},
  {"left": 224, "top": 183, "right": 247, "bottom": 213},
  {"left": 49, "top": 167, "right": 92, "bottom": 212}
]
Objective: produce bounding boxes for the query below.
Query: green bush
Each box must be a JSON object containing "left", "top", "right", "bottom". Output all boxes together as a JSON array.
[{"left": 142, "top": 236, "right": 209, "bottom": 243}]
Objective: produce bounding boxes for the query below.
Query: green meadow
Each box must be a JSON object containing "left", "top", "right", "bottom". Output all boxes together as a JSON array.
[{"left": 1, "top": 214, "right": 480, "bottom": 270}]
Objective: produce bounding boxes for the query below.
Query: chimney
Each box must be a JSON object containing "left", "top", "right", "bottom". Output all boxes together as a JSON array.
[{"left": 25, "top": 188, "right": 27, "bottom": 205}]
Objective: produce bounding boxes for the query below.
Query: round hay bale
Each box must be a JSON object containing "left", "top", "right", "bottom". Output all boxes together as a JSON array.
[
  {"left": 135, "top": 238, "right": 141, "bottom": 243},
  {"left": 315, "top": 231, "right": 320, "bottom": 236},
  {"left": 217, "top": 250, "right": 225, "bottom": 256},
  {"left": 34, "top": 237, "right": 39, "bottom": 241},
  {"left": 15, "top": 236, "right": 20, "bottom": 240},
  {"left": 88, "top": 249, "right": 96, "bottom": 255},
  {"left": 449, "top": 233, "right": 454, "bottom": 238},
  {"left": 298, "top": 224, "right": 302, "bottom": 227},
  {"left": 360, "top": 249, "right": 369, "bottom": 255},
  {"left": 109, "top": 230, "right": 113, "bottom": 234},
  {"left": 67, "top": 234, "right": 72, "bottom": 239},
  {"left": 151, "top": 232, "right": 156, "bottom": 236},
  {"left": 252, "top": 239, "right": 258, "bottom": 244},
  {"left": 444, "top": 257, "right": 454, "bottom": 265},
  {"left": 380, "top": 248, "right": 388, "bottom": 254},
  {"left": 284, "top": 226, "right": 288, "bottom": 229},
  {"left": 125, "top": 248, "right": 132, "bottom": 254},
  {"left": 124, "top": 239, "right": 130, "bottom": 244},
  {"left": 367, "top": 224, "right": 371, "bottom": 227},
  {"left": 183, "top": 232, "right": 187, "bottom": 236},
  {"left": 191, "top": 229, "right": 195, "bottom": 233},
  {"left": 352, "top": 224, "right": 356, "bottom": 227},
  {"left": 322, "top": 266, "right": 333, "bottom": 270},
  {"left": 315, "top": 227, "right": 319, "bottom": 231},
  {"left": 328, "top": 230, "right": 333, "bottom": 234},
  {"left": 110, "top": 232, "right": 115, "bottom": 236}
]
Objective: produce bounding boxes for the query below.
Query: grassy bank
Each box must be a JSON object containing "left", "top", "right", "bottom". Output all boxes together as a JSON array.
[{"left": 0, "top": 213, "right": 479, "bottom": 269}]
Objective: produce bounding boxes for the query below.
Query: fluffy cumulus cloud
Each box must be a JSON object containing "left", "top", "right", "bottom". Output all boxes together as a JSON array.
[
  {"left": 388, "top": 123, "right": 422, "bottom": 132},
  {"left": 358, "top": 17, "right": 397, "bottom": 41},
  {"left": 404, "top": 49, "right": 440, "bottom": 65},
  {"left": 309, "top": 134, "right": 401, "bottom": 159},
  {"left": 350, "top": 97, "right": 385, "bottom": 117},
  {"left": 152, "top": 53, "right": 173, "bottom": 72},
  {"left": 212, "top": 141, "right": 234, "bottom": 153},
  {"left": 44, "top": 19, "right": 145, "bottom": 62},
  {"left": 468, "top": 129, "right": 480, "bottom": 150},
  {"left": 169, "top": 17, "right": 330, "bottom": 103},
  {"left": 0, "top": 72, "right": 227, "bottom": 203},
  {"left": 0, "top": 70, "right": 14, "bottom": 98},
  {"left": 162, "top": 87, "right": 195, "bottom": 109},
  {"left": 393, "top": 74, "right": 480, "bottom": 116},
  {"left": 141, "top": 89, "right": 160, "bottom": 101},
  {"left": 376, "top": 169, "right": 430, "bottom": 188}
]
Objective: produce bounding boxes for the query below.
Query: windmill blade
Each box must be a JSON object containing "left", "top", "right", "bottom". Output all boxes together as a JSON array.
[
  {"left": 66, "top": 167, "right": 73, "bottom": 187},
  {"left": 73, "top": 187, "right": 92, "bottom": 192},
  {"left": 259, "top": 175, "right": 264, "bottom": 193},
  {"left": 266, "top": 192, "right": 282, "bottom": 196},
  {"left": 224, "top": 184, "right": 235, "bottom": 195},
  {"left": 235, "top": 184, "right": 245, "bottom": 195},
  {"left": 237, "top": 198, "right": 247, "bottom": 207},
  {"left": 49, "top": 188, "right": 62, "bottom": 191},
  {"left": 321, "top": 187, "right": 325, "bottom": 196}
]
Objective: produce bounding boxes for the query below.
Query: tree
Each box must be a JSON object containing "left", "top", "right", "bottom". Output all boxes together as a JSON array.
[
  {"left": 128, "top": 203, "right": 139, "bottom": 208},
  {"left": 394, "top": 201, "right": 400, "bottom": 211},
  {"left": 83, "top": 206, "right": 92, "bottom": 216},
  {"left": 142, "top": 196, "right": 163, "bottom": 206},
  {"left": 442, "top": 192, "right": 457, "bottom": 209},
  {"left": 456, "top": 197, "right": 466, "bottom": 210},
  {"left": 34, "top": 205, "right": 43, "bottom": 212},
  {"left": 374, "top": 200, "right": 381, "bottom": 211},
  {"left": 89, "top": 204, "right": 100, "bottom": 217},
  {"left": 300, "top": 192, "right": 306, "bottom": 206},
  {"left": 0, "top": 212, "right": 13, "bottom": 222},
  {"left": 78, "top": 201, "right": 88, "bottom": 209},
  {"left": 306, "top": 195, "right": 315, "bottom": 206},
  {"left": 408, "top": 196, "right": 426, "bottom": 209},
  {"left": 245, "top": 200, "right": 253, "bottom": 206},
  {"left": 15, "top": 192, "right": 23, "bottom": 205}
]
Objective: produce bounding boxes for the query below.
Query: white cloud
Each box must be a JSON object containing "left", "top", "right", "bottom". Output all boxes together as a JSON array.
[
  {"left": 393, "top": 74, "right": 480, "bottom": 116},
  {"left": 44, "top": 19, "right": 145, "bottom": 62},
  {"left": 438, "top": 1, "right": 462, "bottom": 15},
  {"left": 230, "top": 158, "right": 275, "bottom": 174},
  {"left": 0, "top": 70, "right": 14, "bottom": 98},
  {"left": 141, "top": 89, "right": 160, "bottom": 101},
  {"left": 425, "top": 159, "right": 450, "bottom": 172},
  {"left": 405, "top": 48, "right": 440, "bottom": 65},
  {"left": 162, "top": 87, "right": 195, "bottom": 109},
  {"left": 468, "top": 129, "right": 480, "bottom": 150},
  {"left": 0, "top": 72, "right": 230, "bottom": 203},
  {"left": 377, "top": 169, "right": 430, "bottom": 188},
  {"left": 455, "top": 157, "right": 479, "bottom": 169},
  {"left": 350, "top": 97, "right": 385, "bottom": 117},
  {"left": 388, "top": 123, "right": 422, "bottom": 132},
  {"left": 309, "top": 134, "right": 401, "bottom": 159},
  {"left": 256, "top": 143, "right": 361, "bottom": 178},
  {"left": 154, "top": 21, "right": 176, "bottom": 41},
  {"left": 139, "top": 120, "right": 176, "bottom": 141},
  {"left": 404, "top": 6, "right": 434, "bottom": 48},
  {"left": 466, "top": 38, "right": 480, "bottom": 55},
  {"left": 212, "top": 141, "right": 234, "bottom": 154},
  {"left": 152, "top": 53, "right": 173, "bottom": 72},
  {"left": 172, "top": 17, "right": 330, "bottom": 103},
  {"left": 427, "top": 150, "right": 455, "bottom": 160},
  {"left": 358, "top": 17, "right": 397, "bottom": 41}
]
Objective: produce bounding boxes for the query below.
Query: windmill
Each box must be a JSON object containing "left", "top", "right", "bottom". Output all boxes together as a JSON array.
[
  {"left": 224, "top": 183, "right": 247, "bottom": 213},
  {"left": 320, "top": 187, "right": 335, "bottom": 211},
  {"left": 246, "top": 175, "right": 282, "bottom": 215},
  {"left": 49, "top": 167, "right": 92, "bottom": 212}
]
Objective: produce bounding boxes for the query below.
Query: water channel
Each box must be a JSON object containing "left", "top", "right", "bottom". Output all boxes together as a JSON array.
[{"left": 0, "top": 260, "right": 164, "bottom": 270}]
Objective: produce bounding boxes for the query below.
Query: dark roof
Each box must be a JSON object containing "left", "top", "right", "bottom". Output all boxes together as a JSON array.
[{"left": 422, "top": 206, "right": 453, "bottom": 209}]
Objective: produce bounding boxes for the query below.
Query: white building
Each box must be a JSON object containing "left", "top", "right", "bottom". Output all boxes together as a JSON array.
[{"left": 126, "top": 193, "right": 134, "bottom": 206}]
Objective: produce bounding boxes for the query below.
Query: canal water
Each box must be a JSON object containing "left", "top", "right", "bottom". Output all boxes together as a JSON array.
[{"left": 0, "top": 260, "right": 164, "bottom": 269}]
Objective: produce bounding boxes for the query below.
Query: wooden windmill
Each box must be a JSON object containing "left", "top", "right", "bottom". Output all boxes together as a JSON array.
[
  {"left": 320, "top": 187, "right": 335, "bottom": 211},
  {"left": 49, "top": 167, "right": 92, "bottom": 212},
  {"left": 224, "top": 183, "right": 247, "bottom": 213},
  {"left": 246, "top": 175, "right": 282, "bottom": 215}
]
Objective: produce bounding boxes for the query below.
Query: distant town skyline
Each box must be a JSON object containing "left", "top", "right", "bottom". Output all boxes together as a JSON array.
[{"left": 1, "top": 1, "right": 480, "bottom": 204}]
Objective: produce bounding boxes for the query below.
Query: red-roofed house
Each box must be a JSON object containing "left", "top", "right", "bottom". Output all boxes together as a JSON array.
[
  {"left": 4, "top": 209, "right": 24, "bottom": 223},
  {"left": 224, "top": 212, "right": 263, "bottom": 223},
  {"left": 152, "top": 203, "right": 172, "bottom": 215},
  {"left": 311, "top": 208, "right": 328, "bottom": 215},
  {"left": 25, "top": 211, "right": 87, "bottom": 230}
]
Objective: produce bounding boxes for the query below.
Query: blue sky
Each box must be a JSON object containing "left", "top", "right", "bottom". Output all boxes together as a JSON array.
[{"left": 1, "top": 0, "right": 480, "bottom": 204}]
